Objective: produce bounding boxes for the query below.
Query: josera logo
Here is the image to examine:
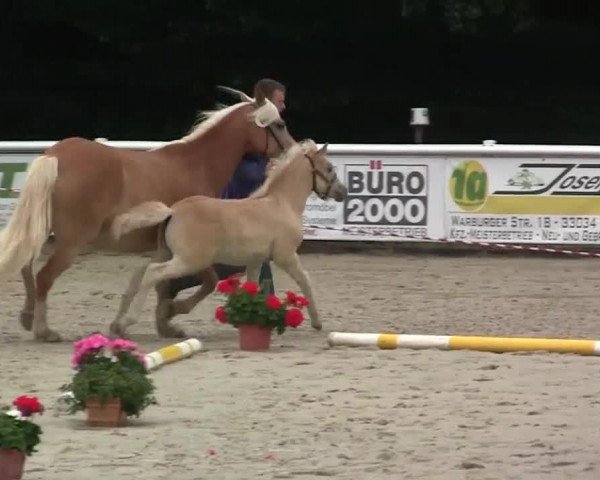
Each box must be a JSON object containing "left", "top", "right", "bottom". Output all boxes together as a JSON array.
[
  {"left": 449, "top": 160, "right": 488, "bottom": 211},
  {"left": 494, "top": 163, "right": 600, "bottom": 196}
]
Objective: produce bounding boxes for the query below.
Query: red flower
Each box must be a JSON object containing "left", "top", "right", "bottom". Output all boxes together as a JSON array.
[
  {"left": 295, "top": 295, "right": 309, "bottom": 308},
  {"left": 13, "top": 395, "right": 44, "bottom": 417},
  {"left": 285, "top": 291, "right": 298, "bottom": 305},
  {"left": 265, "top": 295, "right": 282, "bottom": 310},
  {"left": 215, "top": 306, "right": 227, "bottom": 324},
  {"left": 241, "top": 282, "right": 259, "bottom": 296},
  {"left": 284, "top": 308, "right": 304, "bottom": 328},
  {"left": 216, "top": 275, "right": 240, "bottom": 294}
]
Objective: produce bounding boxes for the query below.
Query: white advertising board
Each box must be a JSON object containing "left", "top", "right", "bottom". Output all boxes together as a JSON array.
[
  {"left": 445, "top": 157, "right": 600, "bottom": 244},
  {"left": 4, "top": 142, "right": 600, "bottom": 245}
]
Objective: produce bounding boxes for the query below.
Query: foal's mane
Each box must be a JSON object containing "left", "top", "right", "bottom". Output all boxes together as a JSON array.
[{"left": 249, "top": 139, "right": 317, "bottom": 199}]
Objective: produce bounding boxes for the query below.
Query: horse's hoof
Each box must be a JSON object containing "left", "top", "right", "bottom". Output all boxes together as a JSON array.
[
  {"left": 311, "top": 322, "right": 323, "bottom": 331},
  {"left": 20, "top": 311, "right": 34, "bottom": 331},
  {"left": 34, "top": 328, "right": 62, "bottom": 343},
  {"left": 157, "top": 323, "right": 187, "bottom": 339}
]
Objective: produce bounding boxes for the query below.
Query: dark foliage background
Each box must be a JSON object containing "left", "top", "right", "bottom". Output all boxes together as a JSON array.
[{"left": 2, "top": 0, "right": 600, "bottom": 144}]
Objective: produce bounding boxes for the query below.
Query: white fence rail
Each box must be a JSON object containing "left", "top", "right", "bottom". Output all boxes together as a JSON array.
[{"left": 3, "top": 140, "right": 600, "bottom": 245}]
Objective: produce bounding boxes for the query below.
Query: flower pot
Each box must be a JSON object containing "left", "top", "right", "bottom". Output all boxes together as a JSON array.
[
  {"left": 85, "top": 397, "right": 126, "bottom": 427},
  {"left": 0, "top": 448, "right": 25, "bottom": 480},
  {"left": 238, "top": 324, "right": 272, "bottom": 351}
]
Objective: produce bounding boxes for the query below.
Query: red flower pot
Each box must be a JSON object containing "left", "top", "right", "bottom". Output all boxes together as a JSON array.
[
  {"left": 238, "top": 324, "right": 272, "bottom": 351},
  {"left": 85, "top": 397, "right": 126, "bottom": 427},
  {"left": 0, "top": 448, "right": 25, "bottom": 480}
]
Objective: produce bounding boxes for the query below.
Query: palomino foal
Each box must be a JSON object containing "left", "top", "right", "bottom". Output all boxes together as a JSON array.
[
  {"left": 109, "top": 140, "right": 347, "bottom": 337},
  {"left": 0, "top": 87, "right": 296, "bottom": 342}
]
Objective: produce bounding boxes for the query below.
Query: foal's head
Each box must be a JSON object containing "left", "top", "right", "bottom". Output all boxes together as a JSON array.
[{"left": 300, "top": 140, "right": 348, "bottom": 202}]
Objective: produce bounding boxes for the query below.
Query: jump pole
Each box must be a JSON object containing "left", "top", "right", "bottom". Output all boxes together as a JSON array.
[
  {"left": 327, "top": 332, "right": 600, "bottom": 356},
  {"left": 144, "top": 338, "right": 203, "bottom": 372}
]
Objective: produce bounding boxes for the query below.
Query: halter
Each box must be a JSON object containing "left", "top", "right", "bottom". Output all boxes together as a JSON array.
[
  {"left": 262, "top": 126, "right": 337, "bottom": 200},
  {"left": 304, "top": 153, "right": 338, "bottom": 200},
  {"left": 264, "top": 124, "right": 285, "bottom": 156}
]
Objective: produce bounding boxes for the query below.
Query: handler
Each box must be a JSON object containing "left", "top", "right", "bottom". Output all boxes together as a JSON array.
[{"left": 166, "top": 78, "right": 287, "bottom": 298}]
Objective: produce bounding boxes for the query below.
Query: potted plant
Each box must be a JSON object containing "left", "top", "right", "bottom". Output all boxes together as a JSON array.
[
  {"left": 60, "top": 334, "right": 157, "bottom": 427},
  {"left": 214, "top": 274, "right": 309, "bottom": 351},
  {"left": 0, "top": 395, "right": 43, "bottom": 480}
]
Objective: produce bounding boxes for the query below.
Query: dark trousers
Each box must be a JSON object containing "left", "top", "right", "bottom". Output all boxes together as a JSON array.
[{"left": 167, "top": 262, "right": 275, "bottom": 298}]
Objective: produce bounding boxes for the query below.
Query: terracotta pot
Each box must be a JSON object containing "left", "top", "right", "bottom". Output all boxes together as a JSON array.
[
  {"left": 85, "top": 397, "right": 126, "bottom": 427},
  {"left": 238, "top": 324, "right": 272, "bottom": 351},
  {"left": 0, "top": 448, "right": 25, "bottom": 480}
]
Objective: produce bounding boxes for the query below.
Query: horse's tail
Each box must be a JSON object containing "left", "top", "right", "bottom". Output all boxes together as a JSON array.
[
  {"left": 0, "top": 155, "right": 58, "bottom": 276},
  {"left": 111, "top": 201, "right": 173, "bottom": 240}
]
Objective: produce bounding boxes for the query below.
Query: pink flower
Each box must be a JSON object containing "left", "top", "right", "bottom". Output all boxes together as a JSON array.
[
  {"left": 134, "top": 352, "right": 147, "bottom": 367},
  {"left": 284, "top": 308, "right": 304, "bottom": 328},
  {"left": 109, "top": 338, "right": 139, "bottom": 352},
  {"left": 81, "top": 333, "right": 110, "bottom": 351},
  {"left": 265, "top": 295, "right": 282, "bottom": 310},
  {"left": 215, "top": 306, "right": 227, "bottom": 324}
]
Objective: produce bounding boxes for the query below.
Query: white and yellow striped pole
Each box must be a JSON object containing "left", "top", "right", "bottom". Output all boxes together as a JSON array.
[
  {"left": 144, "top": 338, "right": 203, "bottom": 372},
  {"left": 327, "top": 332, "right": 600, "bottom": 356}
]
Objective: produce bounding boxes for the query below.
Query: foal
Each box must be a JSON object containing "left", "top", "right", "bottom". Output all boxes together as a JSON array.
[{"left": 109, "top": 140, "right": 347, "bottom": 337}]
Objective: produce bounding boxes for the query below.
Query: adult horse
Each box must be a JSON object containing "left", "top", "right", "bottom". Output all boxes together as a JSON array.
[{"left": 0, "top": 87, "right": 296, "bottom": 342}]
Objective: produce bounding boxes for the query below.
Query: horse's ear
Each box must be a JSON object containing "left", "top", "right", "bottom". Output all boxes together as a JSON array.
[
  {"left": 318, "top": 143, "right": 329, "bottom": 154},
  {"left": 254, "top": 89, "right": 267, "bottom": 106},
  {"left": 217, "top": 85, "right": 253, "bottom": 102}
]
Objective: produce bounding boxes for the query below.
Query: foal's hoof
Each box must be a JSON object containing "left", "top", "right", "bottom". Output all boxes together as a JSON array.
[
  {"left": 20, "top": 311, "right": 34, "bottom": 331},
  {"left": 34, "top": 328, "right": 62, "bottom": 343},
  {"left": 311, "top": 322, "right": 323, "bottom": 331},
  {"left": 156, "top": 323, "right": 187, "bottom": 339}
]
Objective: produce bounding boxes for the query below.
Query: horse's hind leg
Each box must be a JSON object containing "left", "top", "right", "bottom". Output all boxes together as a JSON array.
[
  {"left": 33, "top": 245, "right": 79, "bottom": 342},
  {"left": 275, "top": 252, "right": 322, "bottom": 330},
  {"left": 19, "top": 262, "right": 35, "bottom": 331},
  {"left": 156, "top": 267, "right": 218, "bottom": 338}
]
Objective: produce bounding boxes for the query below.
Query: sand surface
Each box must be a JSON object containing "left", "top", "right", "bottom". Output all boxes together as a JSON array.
[{"left": 1, "top": 247, "right": 600, "bottom": 480}]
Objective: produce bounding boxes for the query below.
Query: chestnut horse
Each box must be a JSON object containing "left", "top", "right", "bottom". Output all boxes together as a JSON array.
[
  {"left": 109, "top": 140, "right": 348, "bottom": 337},
  {"left": 0, "top": 87, "right": 296, "bottom": 342}
]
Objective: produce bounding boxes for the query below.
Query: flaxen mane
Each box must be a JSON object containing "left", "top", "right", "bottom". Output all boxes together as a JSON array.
[
  {"left": 249, "top": 139, "right": 317, "bottom": 199},
  {"left": 181, "top": 102, "right": 250, "bottom": 142}
]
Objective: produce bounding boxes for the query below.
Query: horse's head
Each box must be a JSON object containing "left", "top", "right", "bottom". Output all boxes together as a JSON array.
[
  {"left": 301, "top": 140, "right": 348, "bottom": 202},
  {"left": 218, "top": 85, "right": 295, "bottom": 159}
]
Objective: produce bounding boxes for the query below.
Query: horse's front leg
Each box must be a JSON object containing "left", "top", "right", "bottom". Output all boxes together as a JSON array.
[{"left": 274, "top": 253, "right": 321, "bottom": 330}]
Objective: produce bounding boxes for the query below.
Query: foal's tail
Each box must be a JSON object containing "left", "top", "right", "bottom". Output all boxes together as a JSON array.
[
  {"left": 0, "top": 155, "right": 58, "bottom": 276},
  {"left": 111, "top": 201, "right": 173, "bottom": 240}
]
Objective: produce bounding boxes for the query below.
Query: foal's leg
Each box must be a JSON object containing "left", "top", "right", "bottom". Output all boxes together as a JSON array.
[
  {"left": 274, "top": 253, "right": 322, "bottom": 330},
  {"left": 33, "top": 245, "right": 79, "bottom": 342},
  {"left": 245, "top": 262, "right": 263, "bottom": 284},
  {"left": 156, "top": 268, "right": 218, "bottom": 337},
  {"left": 19, "top": 262, "right": 36, "bottom": 331},
  {"left": 115, "top": 257, "right": 190, "bottom": 336}
]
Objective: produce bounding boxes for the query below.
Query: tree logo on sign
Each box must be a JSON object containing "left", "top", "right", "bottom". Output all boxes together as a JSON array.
[{"left": 449, "top": 160, "right": 488, "bottom": 211}]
